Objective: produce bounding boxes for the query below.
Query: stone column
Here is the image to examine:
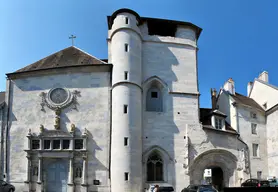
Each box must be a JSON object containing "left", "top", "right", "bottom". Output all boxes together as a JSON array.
[
  {"left": 24, "top": 155, "right": 31, "bottom": 192},
  {"left": 67, "top": 157, "right": 74, "bottom": 192},
  {"left": 37, "top": 157, "right": 42, "bottom": 183},
  {"left": 68, "top": 157, "right": 74, "bottom": 184},
  {"left": 82, "top": 156, "right": 87, "bottom": 185},
  {"left": 36, "top": 157, "right": 42, "bottom": 192},
  {"left": 81, "top": 155, "right": 88, "bottom": 192}
]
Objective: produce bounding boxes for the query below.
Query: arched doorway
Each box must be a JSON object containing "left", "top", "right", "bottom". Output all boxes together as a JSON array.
[
  {"left": 190, "top": 149, "right": 237, "bottom": 188},
  {"left": 203, "top": 166, "right": 224, "bottom": 191}
]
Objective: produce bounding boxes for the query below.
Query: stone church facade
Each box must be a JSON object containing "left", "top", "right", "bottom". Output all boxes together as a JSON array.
[{"left": 0, "top": 8, "right": 274, "bottom": 192}]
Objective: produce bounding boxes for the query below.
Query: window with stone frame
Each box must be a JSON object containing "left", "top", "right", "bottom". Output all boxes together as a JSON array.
[
  {"left": 215, "top": 117, "right": 223, "bottom": 129},
  {"left": 252, "top": 143, "right": 259, "bottom": 157},
  {"left": 146, "top": 87, "right": 163, "bottom": 112},
  {"left": 62, "top": 140, "right": 70, "bottom": 149},
  {"left": 44, "top": 140, "right": 51, "bottom": 149},
  {"left": 147, "top": 152, "right": 163, "bottom": 181},
  {"left": 32, "top": 140, "right": 40, "bottom": 149},
  {"left": 75, "top": 139, "right": 84, "bottom": 149},
  {"left": 251, "top": 123, "right": 257, "bottom": 135},
  {"left": 53, "top": 140, "right": 61, "bottom": 149}
]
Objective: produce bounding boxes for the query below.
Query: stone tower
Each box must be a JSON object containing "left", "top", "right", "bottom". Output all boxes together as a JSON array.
[{"left": 108, "top": 9, "right": 143, "bottom": 192}]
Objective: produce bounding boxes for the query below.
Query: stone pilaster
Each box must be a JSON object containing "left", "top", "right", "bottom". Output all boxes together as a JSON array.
[
  {"left": 67, "top": 157, "right": 74, "bottom": 192},
  {"left": 36, "top": 157, "right": 42, "bottom": 192}
]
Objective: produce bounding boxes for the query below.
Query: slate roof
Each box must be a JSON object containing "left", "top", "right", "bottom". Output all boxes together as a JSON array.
[
  {"left": 200, "top": 108, "right": 236, "bottom": 133},
  {"left": 231, "top": 92, "right": 264, "bottom": 111},
  {"left": 15, "top": 46, "right": 107, "bottom": 73},
  {"left": 0, "top": 92, "right": 5, "bottom": 105}
]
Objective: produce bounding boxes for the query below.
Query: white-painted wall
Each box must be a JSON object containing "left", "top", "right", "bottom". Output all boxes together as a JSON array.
[
  {"left": 250, "top": 80, "right": 278, "bottom": 110},
  {"left": 266, "top": 110, "right": 278, "bottom": 177},
  {"left": 236, "top": 106, "right": 268, "bottom": 179}
]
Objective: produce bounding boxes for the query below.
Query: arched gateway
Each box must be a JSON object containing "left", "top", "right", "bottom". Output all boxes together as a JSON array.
[{"left": 189, "top": 149, "right": 238, "bottom": 189}]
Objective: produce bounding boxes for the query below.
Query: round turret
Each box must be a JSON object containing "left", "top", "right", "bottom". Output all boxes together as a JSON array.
[{"left": 109, "top": 9, "right": 143, "bottom": 192}]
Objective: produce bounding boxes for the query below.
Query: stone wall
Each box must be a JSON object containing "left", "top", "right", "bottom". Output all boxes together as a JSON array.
[{"left": 4, "top": 69, "right": 111, "bottom": 191}]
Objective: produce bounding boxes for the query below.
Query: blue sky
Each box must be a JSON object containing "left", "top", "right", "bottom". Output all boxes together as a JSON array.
[{"left": 1, "top": 0, "right": 278, "bottom": 108}]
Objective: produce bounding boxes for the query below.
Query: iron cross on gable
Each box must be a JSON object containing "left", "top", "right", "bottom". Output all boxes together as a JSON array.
[{"left": 69, "top": 35, "right": 76, "bottom": 46}]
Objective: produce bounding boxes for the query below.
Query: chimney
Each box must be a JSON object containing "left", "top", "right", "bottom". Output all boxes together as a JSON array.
[
  {"left": 223, "top": 78, "right": 235, "bottom": 95},
  {"left": 258, "top": 71, "right": 268, "bottom": 83},
  {"left": 211, "top": 88, "right": 217, "bottom": 110},
  {"left": 247, "top": 82, "right": 253, "bottom": 96}
]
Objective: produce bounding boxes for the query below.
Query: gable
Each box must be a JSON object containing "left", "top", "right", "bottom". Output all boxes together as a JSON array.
[
  {"left": 250, "top": 79, "right": 278, "bottom": 110},
  {"left": 15, "top": 46, "right": 107, "bottom": 73}
]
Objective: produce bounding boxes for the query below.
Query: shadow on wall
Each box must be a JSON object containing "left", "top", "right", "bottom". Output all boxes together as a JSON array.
[{"left": 143, "top": 36, "right": 197, "bottom": 190}]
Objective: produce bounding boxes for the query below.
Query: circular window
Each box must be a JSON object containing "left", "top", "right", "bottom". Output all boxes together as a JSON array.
[{"left": 49, "top": 88, "right": 69, "bottom": 104}]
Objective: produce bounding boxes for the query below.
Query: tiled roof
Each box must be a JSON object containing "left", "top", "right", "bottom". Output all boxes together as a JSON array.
[
  {"left": 15, "top": 46, "right": 106, "bottom": 73},
  {"left": 0, "top": 92, "right": 5, "bottom": 105},
  {"left": 231, "top": 92, "right": 264, "bottom": 111}
]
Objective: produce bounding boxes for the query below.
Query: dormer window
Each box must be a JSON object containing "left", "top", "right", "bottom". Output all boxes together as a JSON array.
[
  {"left": 215, "top": 117, "right": 223, "bottom": 130},
  {"left": 250, "top": 112, "right": 257, "bottom": 119}
]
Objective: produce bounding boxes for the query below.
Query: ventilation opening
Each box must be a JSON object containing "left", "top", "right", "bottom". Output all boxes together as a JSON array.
[
  {"left": 125, "top": 44, "right": 129, "bottom": 52},
  {"left": 125, "top": 172, "right": 129, "bottom": 181},
  {"left": 124, "top": 137, "right": 128, "bottom": 146},
  {"left": 124, "top": 71, "right": 128, "bottom": 80},
  {"left": 125, "top": 17, "right": 129, "bottom": 24},
  {"left": 124, "top": 105, "right": 128, "bottom": 114},
  {"left": 147, "top": 19, "right": 177, "bottom": 37}
]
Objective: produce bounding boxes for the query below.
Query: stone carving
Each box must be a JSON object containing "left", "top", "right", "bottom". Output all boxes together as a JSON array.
[
  {"left": 40, "top": 125, "right": 44, "bottom": 133},
  {"left": 28, "top": 129, "right": 32, "bottom": 135},
  {"left": 39, "top": 89, "right": 80, "bottom": 111},
  {"left": 54, "top": 108, "right": 61, "bottom": 130},
  {"left": 75, "top": 167, "right": 82, "bottom": 178},
  {"left": 237, "top": 149, "right": 245, "bottom": 171},
  {"left": 33, "top": 166, "right": 38, "bottom": 176},
  {"left": 71, "top": 124, "right": 76, "bottom": 132}
]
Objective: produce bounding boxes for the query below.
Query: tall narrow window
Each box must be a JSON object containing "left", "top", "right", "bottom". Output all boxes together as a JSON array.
[
  {"left": 124, "top": 105, "right": 128, "bottom": 114},
  {"left": 124, "top": 71, "right": 128, "bottom": 80},
  {"left": 44, "top": 140, "right": 51, "bottom": 149},
  {"left": 53, "top": 140, "right": 60, "bottom": 149},
  {"left": 252, "top": 143, "right": 259, "bottom": 157},
  {"left": 146, "top": 87, "right": 162, "bottom": 112},
  {"left": 257, "top": 171, "right": 262, "bottom": 180},
  {"left": 147, "top": 152, "right": 163, "bottom": 181},
  {"left": 251, "top": 123, "right": 257, "bottom": 135},
  {"left": 124, "top": 172, "right": 129, "bottom": 181},
  {"left": 125, "top": 44, "right": 129, "bottom": 52},
  {"left": 125, "top": 17, "right": 129, "bottom": 24},
  {"left": 124, "top": 137, "right": 128, "bottom": 146}
]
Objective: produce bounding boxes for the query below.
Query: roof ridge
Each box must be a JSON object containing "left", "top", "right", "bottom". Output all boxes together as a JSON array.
[{"left": 72, "top": 46, "right": 107, "bottom": 64}]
